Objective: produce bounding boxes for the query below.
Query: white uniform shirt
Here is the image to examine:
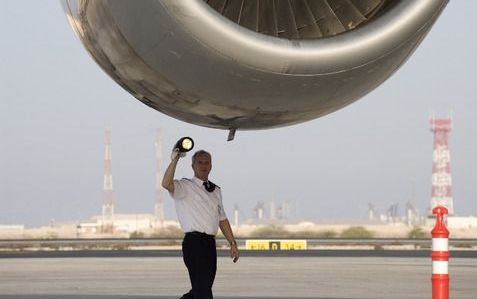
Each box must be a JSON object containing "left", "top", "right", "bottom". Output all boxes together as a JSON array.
[{"left": 171, "top": 176, "right": 227, "bottom": 235}]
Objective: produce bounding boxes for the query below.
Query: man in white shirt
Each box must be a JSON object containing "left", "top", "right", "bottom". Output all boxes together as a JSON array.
[{"left": 162, "top": 148, "right": 239, "bottom": 299}]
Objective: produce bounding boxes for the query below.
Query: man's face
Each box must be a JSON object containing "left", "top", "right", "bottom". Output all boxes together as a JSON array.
[{"left": 192, "top": 153, "right": 212, "bottom": 180}]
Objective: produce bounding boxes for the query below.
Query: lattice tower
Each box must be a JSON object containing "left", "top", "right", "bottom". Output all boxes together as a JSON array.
[
  {"left": 102, "top": 128, "right": 114, "bottom": 233},
  {"left": 429, "top": 115, "right": 454, "bottom": 215},
  {"left": 154, "top": 129, "right": 165, "bottom": 227}
]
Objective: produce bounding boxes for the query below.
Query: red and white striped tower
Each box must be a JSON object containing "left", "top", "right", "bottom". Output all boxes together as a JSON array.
[
  {"left": 101, "top": 128, "right": 114, "bottom": 233},
  {"left": 154, "top": 129, "right": 165, "bottom": 227},
  {"left": 431, "top": 206, "right": 449, "bottom": 299},
  {"left": 429, "top": 115, "right": 454, "bottom": 215}
]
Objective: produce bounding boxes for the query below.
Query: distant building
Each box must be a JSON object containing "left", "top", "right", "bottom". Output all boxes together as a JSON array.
[
  {"left": 0, "top": 225, "right": 25, "bottom": 237},
  {"left": 0, "top": 225, "right": 24, "bottom": 230},
  {"left": 77, "top": 214, "right": 179, "bottom": 236},
  {"left": 447, "top": 216, "right": 477, "bottom": 229}
]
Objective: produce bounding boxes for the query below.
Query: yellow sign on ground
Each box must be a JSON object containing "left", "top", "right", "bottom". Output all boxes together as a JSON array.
[{"left": 245, "top": 240, "right": 307, "bottom": 250}]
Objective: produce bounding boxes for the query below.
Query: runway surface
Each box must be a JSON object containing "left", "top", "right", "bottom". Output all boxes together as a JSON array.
[{"left": 1, "top": 255, "right": 476, "bottom": 299}]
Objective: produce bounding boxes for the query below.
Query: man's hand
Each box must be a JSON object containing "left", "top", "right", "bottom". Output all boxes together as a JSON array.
[
  {"left": 230, "top": 243, "right": 240, "bottom": 263},
  {"left": 170, "top": 148, "right": 186, "bottom": 161},
  {"left": 219, "top": 219, "right": 239, "bottom": 262}
]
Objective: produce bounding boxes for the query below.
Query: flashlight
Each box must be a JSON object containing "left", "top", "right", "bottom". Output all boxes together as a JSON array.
[{"left": 175, "top": 137, "right": 194, "bottom": 152}]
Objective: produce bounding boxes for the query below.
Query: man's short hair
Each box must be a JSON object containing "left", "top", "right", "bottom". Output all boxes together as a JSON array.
[{"left": 192, "top": 150, "right": 211, "bottom": 164}]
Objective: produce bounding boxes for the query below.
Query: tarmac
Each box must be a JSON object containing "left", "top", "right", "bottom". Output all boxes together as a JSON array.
[{"left": 0, "top": 253, "right": 476, "bottom": 299}]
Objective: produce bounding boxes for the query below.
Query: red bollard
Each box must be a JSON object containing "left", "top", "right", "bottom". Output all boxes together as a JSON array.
[{"left": 431, "top": 206, "right": 450, "bottom": 299}]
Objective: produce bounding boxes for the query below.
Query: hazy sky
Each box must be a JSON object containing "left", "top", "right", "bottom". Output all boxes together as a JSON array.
[{"left": 1, "top": 1, "right": 476, "bottom": 227}]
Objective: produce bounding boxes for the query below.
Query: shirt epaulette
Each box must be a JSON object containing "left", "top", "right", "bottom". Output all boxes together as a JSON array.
[{"left": 182, "top": 178, "right": 192, "bottom": 182}]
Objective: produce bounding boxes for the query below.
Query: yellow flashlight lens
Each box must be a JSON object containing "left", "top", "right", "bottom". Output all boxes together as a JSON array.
[{"left": 181, "top": 138, "right": 193, "bottom": 150}]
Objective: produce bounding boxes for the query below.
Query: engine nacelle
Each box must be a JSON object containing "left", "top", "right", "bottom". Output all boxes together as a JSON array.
[{"left": 62, "top": 0, "right": 448, "bottom": 131}]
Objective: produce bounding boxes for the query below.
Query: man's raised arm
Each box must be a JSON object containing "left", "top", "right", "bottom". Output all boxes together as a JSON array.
[{"left": 162, "top": 152, "right": 180, "bottom": 194}]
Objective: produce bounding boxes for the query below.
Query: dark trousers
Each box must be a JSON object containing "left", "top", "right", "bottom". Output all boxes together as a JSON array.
[{"left": 180, "top": 232, "right": 217, "bottom": 299}]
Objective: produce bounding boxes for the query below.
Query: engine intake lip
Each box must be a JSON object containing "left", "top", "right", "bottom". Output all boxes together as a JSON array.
[
  {"left": 203, "top": 0, "right": 392, "bottom": 40},
  {"left": 164, "top": 0, "right": 447, "bottom": 75}
]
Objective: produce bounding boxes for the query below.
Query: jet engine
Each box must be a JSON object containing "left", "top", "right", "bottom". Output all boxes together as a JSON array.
[{"left": 62, "top": 0, "right": 448, "bottom": 136}]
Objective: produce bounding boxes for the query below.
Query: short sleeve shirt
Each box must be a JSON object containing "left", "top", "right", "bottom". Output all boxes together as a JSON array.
[{"left": 171, "top": 176, "right": 227, "bottom": 235}]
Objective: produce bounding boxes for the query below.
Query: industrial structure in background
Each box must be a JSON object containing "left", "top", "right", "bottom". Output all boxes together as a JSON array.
[
  {"left": 77, "top": 128, "right": 178, "bottom": 237},
  {"left": 366, "top": 113, "right": 477, "bottom": 230},
  {"left": 429, "top": 114, "right": 454, "bottom": 215},
  {"left": 427, "top": 114, "right": 476, "bottom": 229},
  {"left": 368, "top": 202, "right": 422, "bottom": 227},
  {"left": 249, "top": 201, "right": 292, "bottom": 224},
  {"left": 366, "top": 114, "right": 456, "bottom": 227},
  {"left": 101, "top": 129, "right": 114, "bottom": 233},
  {"left": 154, "top": 129, "right": 165, "bottom": 227}
]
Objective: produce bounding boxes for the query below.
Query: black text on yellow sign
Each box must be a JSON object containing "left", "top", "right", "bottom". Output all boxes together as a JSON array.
[{"left": 245, "top": 240, "right": 307, "bottom": 250}]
